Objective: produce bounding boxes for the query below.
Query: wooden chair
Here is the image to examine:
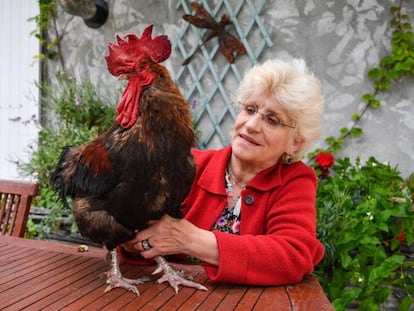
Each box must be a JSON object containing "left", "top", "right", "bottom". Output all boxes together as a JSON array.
[{"left": 0, "top": 179, "right": 39, "bottom": 237}]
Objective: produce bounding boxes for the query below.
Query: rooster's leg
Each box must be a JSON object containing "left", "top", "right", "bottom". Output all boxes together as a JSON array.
[
  {"left": 104, "top": 249, "right": 145, "bottom": 296},
  {"left": 153, "top": 255, "right": 208, "bottom": 293}
]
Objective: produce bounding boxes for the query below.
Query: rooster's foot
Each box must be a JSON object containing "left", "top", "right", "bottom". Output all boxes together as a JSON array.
[
  {"left": 103, "top": 249, "right": 151, "bottom": 296},
  {"left": 104, "top": 272, "right": 147, "bottom": 296},
  {"left": 153, "top": 256, "right": 207, "bottom": 293}
]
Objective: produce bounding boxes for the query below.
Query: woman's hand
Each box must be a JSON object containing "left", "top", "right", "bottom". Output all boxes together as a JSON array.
[
  {"left": 135, "top": 214, "right": 191, "bottom": 257},
  {"left": 120, "top": 231, "right": 142, "bottom": 255},
  {"left": 121, "top": 214, "right": 219, "bottom": 265}
]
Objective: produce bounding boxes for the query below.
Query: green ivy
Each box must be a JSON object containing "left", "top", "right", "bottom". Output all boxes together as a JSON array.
[
  {"left": 29, "top": 0, "right": 57, "bottom": 61},
  {"left": 310, "top": 3, "right": 414, "bottom": 157},
  {"left": 29, "top": 0, "right": 70, "bottom": 69},
  {"left": 308, "top": 5, "right": 414, "bottom": 309}
]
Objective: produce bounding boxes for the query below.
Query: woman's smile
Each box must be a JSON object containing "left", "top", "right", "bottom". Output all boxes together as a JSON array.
[{"left": 238, "top": 133, "right": 260, "bottom": 146}]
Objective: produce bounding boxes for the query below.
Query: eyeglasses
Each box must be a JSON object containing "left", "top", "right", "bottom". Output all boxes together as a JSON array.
[{"left": 236, "top": 102, "right": 296, "bottom": 130}]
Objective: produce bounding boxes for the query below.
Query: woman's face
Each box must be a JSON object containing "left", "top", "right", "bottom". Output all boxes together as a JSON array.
[{"left": 231, "top": 93, "right": 299, "bottom": 170}]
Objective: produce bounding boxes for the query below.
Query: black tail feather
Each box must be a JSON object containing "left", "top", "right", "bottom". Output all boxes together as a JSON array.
[{"left": 51, "top": 146, "right": 74, "bottom": 210}]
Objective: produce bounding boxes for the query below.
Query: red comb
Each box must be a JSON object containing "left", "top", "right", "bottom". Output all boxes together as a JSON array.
[{"left": 105, "top": 24, "right": 172, "bottom": 77}]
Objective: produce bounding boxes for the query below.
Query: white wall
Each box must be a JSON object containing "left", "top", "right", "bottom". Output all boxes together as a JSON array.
[{"left": 0, "top": 0, "right": 39, "bottom": 180}]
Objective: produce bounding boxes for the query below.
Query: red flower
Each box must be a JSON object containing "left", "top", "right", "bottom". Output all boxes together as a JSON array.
[
  {"left": 315, "top": 152, "right": 335, "bottom": 168},
  {"left": 397, "top": 228, "right": 406, "bottom": 243},
  {"left": 315, "top": 152, "right": 335, "bottom": 177}
]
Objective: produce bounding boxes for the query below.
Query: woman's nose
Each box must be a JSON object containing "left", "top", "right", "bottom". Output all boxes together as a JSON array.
[{"left": 244, "top": 113, "right": 263, "bottom": 132}]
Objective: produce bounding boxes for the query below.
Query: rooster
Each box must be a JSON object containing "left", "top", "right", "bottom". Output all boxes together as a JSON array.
[{"left": 51, "top": 24, "right": 206, "bottom": 295}]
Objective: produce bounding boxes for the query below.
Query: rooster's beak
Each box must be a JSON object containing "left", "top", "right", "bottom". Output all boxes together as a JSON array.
[{"left": 117, "top": 73, "right": 130, "bottom": 81}]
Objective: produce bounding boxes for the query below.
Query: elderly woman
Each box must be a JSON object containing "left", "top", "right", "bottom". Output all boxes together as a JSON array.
[{"left": 121, "top": 58, "right": 325, "bottom": 286}]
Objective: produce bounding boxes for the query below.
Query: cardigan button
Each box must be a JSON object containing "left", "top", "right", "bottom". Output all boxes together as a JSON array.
[{"left": 244, "top": 195, "right": 254, "bottom": 205}]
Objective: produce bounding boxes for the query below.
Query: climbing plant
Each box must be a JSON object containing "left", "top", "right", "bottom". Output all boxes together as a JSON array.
[
  {"left": 308, "top": 2, "right": 414, "bottom": 159},
  {"left": 310, "top": 3, "right": 414, "bottom": 310},
  {"left": 29, "top": 0, "right": 70, "bottom": 70}
]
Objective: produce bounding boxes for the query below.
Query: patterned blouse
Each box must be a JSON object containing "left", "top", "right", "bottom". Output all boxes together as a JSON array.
[{"left": 212, "top": 196, "right": 241, "bottom": 235}]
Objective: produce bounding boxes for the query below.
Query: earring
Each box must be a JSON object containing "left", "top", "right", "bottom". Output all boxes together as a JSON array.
[{"left": 283, "top": 153, "right": 293, "bottom": 165}]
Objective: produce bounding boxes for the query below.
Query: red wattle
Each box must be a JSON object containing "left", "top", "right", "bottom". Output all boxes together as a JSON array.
[
  {"left": 116, "top": 82, "right": 139, "bottom": 128},
  {"left": 116, "top": 73, "right": 155, "bottom": 129}
]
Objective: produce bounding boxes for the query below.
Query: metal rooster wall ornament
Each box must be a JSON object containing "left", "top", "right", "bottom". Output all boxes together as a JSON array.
[{"left": 182, "top": 2, "right": 247, "bottom": 65}]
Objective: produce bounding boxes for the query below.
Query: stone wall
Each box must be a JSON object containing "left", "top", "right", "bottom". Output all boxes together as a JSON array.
[{"left": 47, "top": 0, "right": 414, "bottom": 177}]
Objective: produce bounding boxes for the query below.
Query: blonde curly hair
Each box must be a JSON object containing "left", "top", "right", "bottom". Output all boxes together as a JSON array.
[{"left": 232, "top": 58, "right": 324, "bottom": 161}]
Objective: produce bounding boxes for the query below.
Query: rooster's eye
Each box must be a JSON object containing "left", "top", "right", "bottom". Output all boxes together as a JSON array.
[{"left": 137, "top": 64, "right": 147, "bottom": 72}]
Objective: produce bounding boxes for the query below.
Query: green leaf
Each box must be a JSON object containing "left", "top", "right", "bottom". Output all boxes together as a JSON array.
[
  {"left": 389, "top": 6, "right": 399, "bottom": 14},
  {"left": 332, "top": 287, "right": 362, "bottom": 311},
  {"left": 362, "top": 93, "right": 374, "bottom": 102},
  {"left": 367, "top": 67, "right": 383, "bottom": 80},
  {"left": 390, "top": 238, "right": 400, "bottom": 251},
  {"left": 369, "top": 99, "right": 381, "bottom": 108},
  {"left": 351, "top": 113, "right": 361, "bottom": 121},
  {"left": 398, "top": 296, "right": 413, "bottom": 311},
  {"left": 368, "top": 255, "right": 405, "bottom": 286},
  {"left": 396, "top": 61, "right": 414, "bottom": 72},
  {"left": 350, "top": 128, "right": 363, "bottom": 137},
  {"left": 383, "top": 254, "right": 405, "bottom": 271},
  {"left": 339, "top": 252, "right": 353, "bottom": 268},
  {"left": 340, "top": 127, "right": 349, "bottom": 136},
  {"left": 359, "top": 235, "right": 381, "bottom": 244},
  {"left": 376, "top": 222, "right": 389, "bottom": 232},
  {"left": 380, "top": 55, "right": 394, "bottom": 67},
  {"left": 386, "top": 69, "right": 400, "bottom": 80},
  {"left": 325, "top": 136, "right": 336, "bottom": 145},
  {"left": 359, "top": 289, "right": 392, "bottom": 308},
  {"left": 337, "top": 232, "right": 356, "bottom": 245}
]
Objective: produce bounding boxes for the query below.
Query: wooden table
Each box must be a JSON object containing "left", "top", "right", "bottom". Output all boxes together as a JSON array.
[{"left": 0, "top": 236, "right": 333, "bottom": 310}]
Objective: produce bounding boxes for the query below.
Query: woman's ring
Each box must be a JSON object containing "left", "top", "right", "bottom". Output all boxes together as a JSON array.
[{"left": 141, "top": 239, "right": 152, "bottom": 251}]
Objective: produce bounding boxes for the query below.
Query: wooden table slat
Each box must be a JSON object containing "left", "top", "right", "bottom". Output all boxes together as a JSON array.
[
  {"left": 0, "top": 252, "right": 71, "bottom": 288},
  {"left": 1, "top": 256, "right": 99, "bottom": 310},
  {"left": 287, "top": 275, "right": 334, "bottom": 310},
  {"left": 216, "top": 286, "right": 248, "bottom": 310},
  {"left": 80, "top": 265, "right": 151, "bottom": 311},
  {"left": 233, "top": 287, "right": 264, "bottom": 311},
  {"left": 253, "top": 286, "right": 292, "bottom": 310},
  {"left": 197, "top": 283, "right": 233, "bottom": 311},
  {"left": 43, "top": 267, "right": 107, "bottom": 311},
  {"left": 118, "top": 287, "right": 167, "bottom": 310},
  {"left": 156, "top": 285, "right": 201, "bottom": 311},
  {"left": 21, "top": 261, "right": 106, "bottom": 310},
  {"left": 0, "top": 236, "right": 333, "bottom": 310}
]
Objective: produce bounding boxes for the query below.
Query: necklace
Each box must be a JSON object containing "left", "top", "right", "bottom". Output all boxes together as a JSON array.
[
  {"left": 230, "top": 170, "right": 243, "bottom": 186},
  {"left": 225, "top": 167, "right": 239, "bottom": 197},
  {"left": 225, "top": 167, "right": 234, "bottom": 197},
  {"left": 225, "top": 166, "right": 245, "bottom": 197},
  {"left": 225, "top": 167, "right": 243, "bottom": 217}
]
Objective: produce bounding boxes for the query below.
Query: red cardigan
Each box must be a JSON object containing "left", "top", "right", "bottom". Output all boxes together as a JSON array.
[{"left": 121, "top": 146, "right": 324, "bottom": 286}]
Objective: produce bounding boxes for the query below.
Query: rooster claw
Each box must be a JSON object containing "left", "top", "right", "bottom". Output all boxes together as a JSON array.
[
  {"left": 153, "top": 256, "right": 207, "bottom": 293},
  {"left": 103, "top": 269, "right": 152, "bottom": 296},
  {"left": 104, "top": 275, "right": 144, "bottom": 296},
  {"left": 102, "top": 250, "right": 152, "bottom": 296},
  {"left": 156, "top": 270, "right": 208, "bottom": 293}
]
